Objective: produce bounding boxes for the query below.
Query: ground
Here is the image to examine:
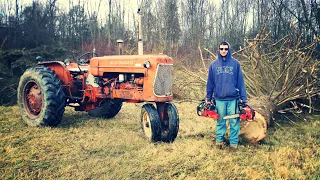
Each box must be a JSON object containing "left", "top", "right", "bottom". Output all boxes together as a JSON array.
[{"left": 0, "top": 102, "right": 319, "bottom": 179}]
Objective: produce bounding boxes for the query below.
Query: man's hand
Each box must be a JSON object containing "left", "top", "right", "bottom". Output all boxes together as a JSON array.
[
  {"left": 240, "top": 99, "right": 247, "bottom": 104},
  {"left": 205, "top": 99, "right": 212, "bottom": 105},
  {"left": 239, "top": 99, "right": 247, "bottom": 107}
]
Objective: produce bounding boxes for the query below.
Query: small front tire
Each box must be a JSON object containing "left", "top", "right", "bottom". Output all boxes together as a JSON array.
[
  {"left": 140, "top": 104, "right": 161, "bottom": 142},
  {"left": 160, "top": 103, "right": 179, "bottom": 142}
]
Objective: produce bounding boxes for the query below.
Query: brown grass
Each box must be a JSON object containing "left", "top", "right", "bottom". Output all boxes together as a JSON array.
[{"left": 0, "top": 103, "right": 320, "bottom": 179}]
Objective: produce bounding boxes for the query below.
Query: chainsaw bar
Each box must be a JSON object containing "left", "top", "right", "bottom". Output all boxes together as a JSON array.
[{"left": 223, "top": 114, "right": 240, "bottom": 120}]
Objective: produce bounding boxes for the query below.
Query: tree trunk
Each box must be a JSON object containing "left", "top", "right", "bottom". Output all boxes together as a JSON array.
[{"left": 239, "top": 96, "right": 272, "bottom": 143}]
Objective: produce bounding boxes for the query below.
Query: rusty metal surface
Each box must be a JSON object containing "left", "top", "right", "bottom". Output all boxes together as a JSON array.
[{"left": 24, "top": 81, "right": 42, "bottom": 118}]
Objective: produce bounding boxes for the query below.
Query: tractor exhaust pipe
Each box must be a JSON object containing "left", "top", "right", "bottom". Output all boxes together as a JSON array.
[
  {"left": 137, "top": 8, "right": 143, "bottom": 55},
  {"left": 117, "top": 39, "right": 124, "bottom": 55}
]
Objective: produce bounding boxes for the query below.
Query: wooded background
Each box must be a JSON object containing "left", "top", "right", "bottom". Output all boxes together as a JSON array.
[
  {"left": 1, "top": 0, "right": 319, "bottom": 55},
  {"left": 0, "top": 0, "right": 319, "bottom": 106}
]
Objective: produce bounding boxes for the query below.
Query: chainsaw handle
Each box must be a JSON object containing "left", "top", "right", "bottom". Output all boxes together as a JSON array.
[
  {"left": 196, "top": 100, "right": 206, "bottom": 116},
  {"left": 205, "top": 98, "right": 216, "bottom": 106},
  {"left": 196, "top": 105, "right": 203, "bottom": 116},
  {"left": 197, "top": 99, "right": 217, "bottom": 116},
  {"left": 238, "top": 101, "right": 247, "bottom": 107}
]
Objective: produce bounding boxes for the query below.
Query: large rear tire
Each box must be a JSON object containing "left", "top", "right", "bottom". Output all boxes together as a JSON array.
[
  {"left": 140, "top": 104, "right": 161, "bottom": 142},
  {"left": 17, "top": 66, "right": 66, "bottom": 126},
  {"left": 88, "top": 99, "right": 122, "bottom": 118},
  {"left": 161, "top": 103, "right": 179, "bottom": 142}
]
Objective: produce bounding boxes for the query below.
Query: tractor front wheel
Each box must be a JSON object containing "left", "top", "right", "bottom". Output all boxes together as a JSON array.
[
  {"left": 160, "top": 103, "right": 179, "bottom": 142},
  {"left": 17, "top": 66, "right": 66, "bottom": 126},
  {"left": 140, "top": 104, "right": 161, "bottom": 142}
]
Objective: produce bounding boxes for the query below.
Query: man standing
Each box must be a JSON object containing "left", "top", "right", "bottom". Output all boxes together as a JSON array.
[{"left": 205, "top": 41, "right": 247, "bottom": 151}]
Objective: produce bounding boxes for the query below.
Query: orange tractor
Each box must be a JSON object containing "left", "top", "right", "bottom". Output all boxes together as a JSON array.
[
  {"left": 17, "top": 53, "right": 178, "bottom": 142},
  {"left": 17, "top": 10, "right": 179, "bottom": 143}
]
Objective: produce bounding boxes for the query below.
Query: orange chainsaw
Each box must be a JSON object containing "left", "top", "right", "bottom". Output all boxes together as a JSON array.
[{"left": 196, "top": 99, "right": 219, "bottom": 120}]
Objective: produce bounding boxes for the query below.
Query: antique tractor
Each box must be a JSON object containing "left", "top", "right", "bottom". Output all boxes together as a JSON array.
[
  {"left": 17, "top": 10, "right": 179, "bottom": 143},
  {"left": 17, "top": 52, "right": 179, "bottom": 142}
]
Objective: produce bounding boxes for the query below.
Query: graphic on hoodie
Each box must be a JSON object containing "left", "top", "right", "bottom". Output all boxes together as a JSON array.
[{"left": 216, "top": 66, "right": 233, "bottom": 75}]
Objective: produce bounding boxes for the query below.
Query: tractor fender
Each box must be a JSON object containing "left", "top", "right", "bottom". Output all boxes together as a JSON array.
[{"left": 38, "top": 61, "right": 73, "bottom": 86}]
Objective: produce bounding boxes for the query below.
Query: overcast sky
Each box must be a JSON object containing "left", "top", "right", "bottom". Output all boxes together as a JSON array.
[
  {"left": 1, "top": 0, "right": 221, "bottom": 15},
  {"left": 1, "top": 0, "right": 221, "bottom": 29}
]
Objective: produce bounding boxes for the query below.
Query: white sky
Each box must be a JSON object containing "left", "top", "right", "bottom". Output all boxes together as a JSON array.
[
  {"left": 1, "top": 0, "right": 221, "bottom": 16},
  {"left": 0, "top": 0, "right": 222, "bottom": 29}
]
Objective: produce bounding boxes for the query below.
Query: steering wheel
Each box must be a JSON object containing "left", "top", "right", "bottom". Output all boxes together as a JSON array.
[{"left": 77, "top": 52, "right": 98, "bottom": 64}]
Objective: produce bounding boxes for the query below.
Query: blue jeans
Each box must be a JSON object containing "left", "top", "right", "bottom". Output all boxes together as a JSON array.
[{"left": 215, "top": 99, "right": 240, "bottom": 146}]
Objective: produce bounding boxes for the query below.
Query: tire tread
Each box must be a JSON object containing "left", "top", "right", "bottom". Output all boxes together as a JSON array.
[{"left": 17, "top": 66, "right": 65, "bottom": 127}]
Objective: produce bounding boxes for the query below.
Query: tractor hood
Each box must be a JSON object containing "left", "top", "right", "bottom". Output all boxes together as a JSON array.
[{"left": 89, "top": 54, "right": 173, "bottom": 77}]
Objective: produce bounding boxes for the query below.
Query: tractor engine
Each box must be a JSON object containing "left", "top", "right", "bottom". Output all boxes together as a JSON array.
[
  {"left": 86, "top": 54, "right": 174, "bottom": 104},
  {"left": 100, "top": 72, "right": 144, "bottom": 93}
]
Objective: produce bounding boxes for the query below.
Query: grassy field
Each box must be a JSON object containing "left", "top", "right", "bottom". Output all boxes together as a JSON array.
[{"left": 0, "top": 102, "right": 319, "bottom": 179}]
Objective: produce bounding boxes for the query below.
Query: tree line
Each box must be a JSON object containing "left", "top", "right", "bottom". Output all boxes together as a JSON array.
[{"left": 0, "top": 0, "right": 319, "bottom": 60}]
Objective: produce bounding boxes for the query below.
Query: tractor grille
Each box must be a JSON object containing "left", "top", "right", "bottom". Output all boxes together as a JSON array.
[{"left": 154, "top": 64, "right": 173, "bottom": 97}]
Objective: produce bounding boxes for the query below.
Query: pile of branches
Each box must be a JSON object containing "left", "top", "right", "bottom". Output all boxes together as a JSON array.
[{"left": 236, "top": 32, "right": 319, "bottom": 116}]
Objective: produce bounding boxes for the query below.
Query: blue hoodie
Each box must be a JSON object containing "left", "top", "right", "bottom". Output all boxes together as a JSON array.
[{"left": 206, "top": 42, "right": 247, "bottom": 102}]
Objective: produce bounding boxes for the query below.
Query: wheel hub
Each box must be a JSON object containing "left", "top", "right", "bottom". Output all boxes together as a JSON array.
[
  {"left": 142, "top": 112, "right": 152, "bottom": 138},
  {"left": 24, "top": 82, "right": 42, "bottom": 117}
]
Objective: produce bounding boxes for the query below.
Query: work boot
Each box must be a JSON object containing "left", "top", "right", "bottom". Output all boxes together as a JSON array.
[
  {"left": 229, "top": 145, "right": 238, "bottom": 152},
  {"left": 216, "top": 142, "right": 225, "bottom": 150}
]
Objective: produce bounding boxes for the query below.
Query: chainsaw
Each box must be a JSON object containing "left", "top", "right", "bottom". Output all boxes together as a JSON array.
[
  {"left": 197, "top": 100, "right": 255, "bottom": 121},
  {"left": 196, "top": 99, "right": 219, "bottom": 120},
  {"left": 223, "top": 102, "right": 255, "bottom": 121}
]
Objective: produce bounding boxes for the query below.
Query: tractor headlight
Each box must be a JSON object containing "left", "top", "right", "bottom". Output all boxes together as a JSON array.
[{"left": 143, "top": 61, "right": 151, "bottom": 69}]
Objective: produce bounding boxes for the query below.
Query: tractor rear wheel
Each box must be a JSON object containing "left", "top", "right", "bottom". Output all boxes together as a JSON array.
[
  {"left": 160, "top": 103, "right": 179, "bottom": 142},
  {"left": 140, "top": 104, "right": 161, "bottom": 142},
  {"left": 17, "top": 66, "right": 66, "bottom": 126},
  {"left": 88, "top": 99, "right": 122, "bottom": 118}
]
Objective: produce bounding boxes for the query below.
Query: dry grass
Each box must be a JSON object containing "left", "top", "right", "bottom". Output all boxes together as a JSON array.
[{"left": 0, "top": 102, "right": 320, "bottom": 179}]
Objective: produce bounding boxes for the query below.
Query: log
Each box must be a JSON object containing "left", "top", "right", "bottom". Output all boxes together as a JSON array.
[
  {"left": 239, "top": 96, "right": 273, "bottom": 143},
  {"left": 240, "top": 111, "right": 267, "bottom": 143}
]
